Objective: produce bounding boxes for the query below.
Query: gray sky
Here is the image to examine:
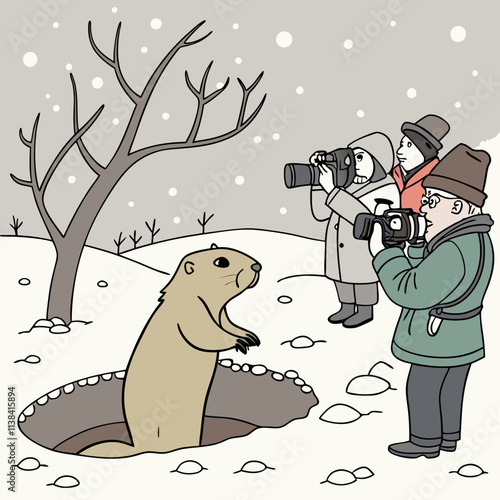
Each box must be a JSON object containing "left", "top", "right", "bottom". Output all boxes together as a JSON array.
[{"left": 2, "top": 0, "right": 500, "bottom": 250}]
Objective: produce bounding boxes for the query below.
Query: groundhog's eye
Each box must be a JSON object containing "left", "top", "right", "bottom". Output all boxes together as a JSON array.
[{"left": 214, "top": 257, "right": 230, "bottom": 268}]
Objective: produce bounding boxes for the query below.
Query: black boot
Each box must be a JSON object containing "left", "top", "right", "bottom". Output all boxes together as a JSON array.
[
  {"left": 343, "top": 305, "right": 373, "bottom": 328},
  {"left": 328, "top": 303, "right": 356, "bottom": 324},
  {"left": 388, "top": 441, "right": 440, "bottom": 459}
]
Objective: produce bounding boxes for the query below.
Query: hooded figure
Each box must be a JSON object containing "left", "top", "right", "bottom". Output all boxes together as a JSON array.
[
  {"left": 392, "top": 114, "right": 450, "bottom": 212},
  {"left": 310, "top": 132, "right": 400, "bottom": 328}
]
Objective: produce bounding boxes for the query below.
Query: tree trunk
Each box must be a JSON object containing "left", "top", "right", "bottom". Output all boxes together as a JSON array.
[
  {"left": 46, "top": 240, "right": 85, "bottom": 324},
  {"left": 45, "top": 162, "right": 129, "bottom": 323}
]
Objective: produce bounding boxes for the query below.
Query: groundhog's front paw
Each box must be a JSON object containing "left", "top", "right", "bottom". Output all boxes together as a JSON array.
[
  {"left": 244, "top": 331, "right": 261, "bottom": 347},
  {"left": 234, "top": 338, "right": 250, "bottom": 354}
]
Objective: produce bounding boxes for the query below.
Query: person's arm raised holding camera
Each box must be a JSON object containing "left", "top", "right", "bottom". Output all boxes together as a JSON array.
[{"left": 284, "top": 132, "right": 399, "bottom": 328}]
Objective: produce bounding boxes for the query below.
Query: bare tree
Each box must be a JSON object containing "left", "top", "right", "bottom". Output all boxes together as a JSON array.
[
  {"left": 11, "top": 21, "right": 266, "bottom": 323},
  {"left": 197, "top": 212, "right": 214, "bottom": 234},
  {"left": 145, "top": 218, "right": 161, "bottom": 245},
  {"left": 113, "top": 232, "right": 127, "bottom": 255},
  {"left": 129, "top": 230, "right": 142, "bottom": 250},
  {"left": 10, "top": 216, "right": 24, "bottom": 236}
]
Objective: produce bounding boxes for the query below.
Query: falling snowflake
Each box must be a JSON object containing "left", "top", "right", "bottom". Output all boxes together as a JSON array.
[
  {"left": 151, "top": 18, "right": 162, "bottom": 30},
  {"left": 23, "top": 52, "right": 38, "bottom": 68},
  {"left": 276, "top": 31, "right": 293, "bottom": 48},
  {"left": 92, "top": 77, "right": 104, "bottom": 89},
  {"left": 450, "top": 26, "right": 467, "bottom": 43}
]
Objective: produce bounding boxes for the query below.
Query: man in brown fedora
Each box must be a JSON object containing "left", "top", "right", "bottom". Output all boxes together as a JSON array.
[
  {"left": 370, "top": 143, "right": 494, "bottom": 459},
  {"left": 392, "top": 114, "right": 450, "bottom": 212}
]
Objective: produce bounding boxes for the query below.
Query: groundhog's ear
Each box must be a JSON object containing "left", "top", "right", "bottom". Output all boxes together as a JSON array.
[
  {"left": 211, "top": 243, "right": 218, "bottom": 249},
  {"left": 184, "top": 261, "right": 195, "bottom": 275}
]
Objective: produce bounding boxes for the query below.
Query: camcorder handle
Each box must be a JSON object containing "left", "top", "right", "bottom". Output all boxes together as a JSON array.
[{"left": 374, "top": 198, "right": 394, "bottom": 216}]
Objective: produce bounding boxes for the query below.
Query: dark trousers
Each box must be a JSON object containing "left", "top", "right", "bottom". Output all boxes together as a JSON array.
[{"left": 407, "top": 364, "right": 471, "bottom": 447}]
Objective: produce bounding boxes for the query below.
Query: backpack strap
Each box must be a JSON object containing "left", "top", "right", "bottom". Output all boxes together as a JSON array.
[{"left": 428, "top": 233, "right": 485, "bottom": 331}]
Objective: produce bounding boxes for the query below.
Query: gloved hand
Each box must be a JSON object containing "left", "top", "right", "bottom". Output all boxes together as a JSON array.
[
  {"left": 369, "top": 223, "right": 385, "bottom": 256},
  {"left": 383, "top": 239, "right": 406, "bottom": 250},
  {"left": 309, "top": 150, "right": 327, "bottom": 166},
  {"left": 369, "top": 223, "right": 405, "bottom": 256},
  {"left": 318, "top": 163, "right": 335, "bottom": 194}
]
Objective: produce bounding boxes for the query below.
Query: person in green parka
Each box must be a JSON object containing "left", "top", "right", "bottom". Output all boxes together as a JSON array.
[{"left": 370, "top": 143, "right": 494, "bottom": 459}]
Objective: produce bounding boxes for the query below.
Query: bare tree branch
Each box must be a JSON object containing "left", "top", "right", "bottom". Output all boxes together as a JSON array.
[
  {"left": 114, "top": 231, "right": 126, "bottom": 254},
  {"left": 127, "top": 78, "right": 266, "bottom": 164},
  {"left": 141, "top": 20, "right": 212, "bottom": 100},
  {"left": 236, "top": 71, "right": 264, "bottom": 128},
  {"left": 13, "top": 114, "right": 63, "bottom": 242},
  {"left": 88, "top": 21, "right": 114, "bottom": 66},
  {"left": 183, "top": 21, "right": 212, "bottom": 46},
  {"left": 10, "top": 174, "right": 32, "bottom": 187},
  {"left": 10, "top": 216, "right": 24, "bottom": 236},
  {"left": 119, "top": 21, "right": 212, "bottom": 155},
  {"left": 19, "top": 128, "right": 31, "bottom": 147},
  {"left": 88, "top": 21, "right": 140, "bottom": 103},
  {"left": 129, "top": 230, "right": 142, "bottom": 249},
  {"left": 145, "top": 219, "right": 161, "bottom": 244},
  {"left": 198, "top": 212, "right": 214, "bottom": 234},
  {"left": 204, "top": 78, "right": 230, "bottom": 104},
  {"left": 28, "top": 115, "right": 42, "bottom": 191},
  {"left": 185, "top": 61, "right": 230, "bottom": 143},
  {"left": 40, "top": 104, "right": 105, "bottom": 195},
  {"left": 70, "top": 73, "right": 105, "bottom": 176}
]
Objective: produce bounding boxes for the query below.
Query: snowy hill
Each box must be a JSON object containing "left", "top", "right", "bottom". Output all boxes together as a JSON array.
[{"left": 3, "top": 231, "right": 500, "bottom": 500}]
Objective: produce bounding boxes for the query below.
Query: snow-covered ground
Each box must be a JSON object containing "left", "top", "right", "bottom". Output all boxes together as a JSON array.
[{"left": 2, "top": 226, "right": 499, "bottom": 500}]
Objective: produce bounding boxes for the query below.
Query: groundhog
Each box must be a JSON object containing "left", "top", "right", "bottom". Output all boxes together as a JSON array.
[{"left": 80, "top": 244, "right": 261, "bottom": 458}]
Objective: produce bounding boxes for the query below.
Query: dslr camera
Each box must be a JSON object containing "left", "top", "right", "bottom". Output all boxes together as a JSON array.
[
  {"left": 284, "top": 148, "right": 356, "bottom": 189},
  {"left": 354, "top": 208, "right": 426, "bottom": 246}
]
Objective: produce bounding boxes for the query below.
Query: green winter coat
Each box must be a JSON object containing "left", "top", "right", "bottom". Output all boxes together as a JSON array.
[{"left": 373, "top": 215, "right": 494, "bottom": 367}]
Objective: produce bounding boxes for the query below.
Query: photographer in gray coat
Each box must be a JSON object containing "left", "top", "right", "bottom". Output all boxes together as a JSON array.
[{"left": 310, "top": 132, "right": 400, "bottom": 328}]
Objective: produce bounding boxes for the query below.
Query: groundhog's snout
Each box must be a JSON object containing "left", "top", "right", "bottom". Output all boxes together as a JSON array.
[{"left": 251, "top": 263, "right": 262, "bottom": 272}]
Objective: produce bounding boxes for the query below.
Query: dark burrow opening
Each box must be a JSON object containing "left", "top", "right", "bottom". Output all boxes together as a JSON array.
[{"left": 19, "top": 361, "right": 318, "bottom": 456}]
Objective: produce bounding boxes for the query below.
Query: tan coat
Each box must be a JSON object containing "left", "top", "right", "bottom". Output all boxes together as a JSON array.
[{"left": 311, "top": 178, "right": 400, "bottom": 283}]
